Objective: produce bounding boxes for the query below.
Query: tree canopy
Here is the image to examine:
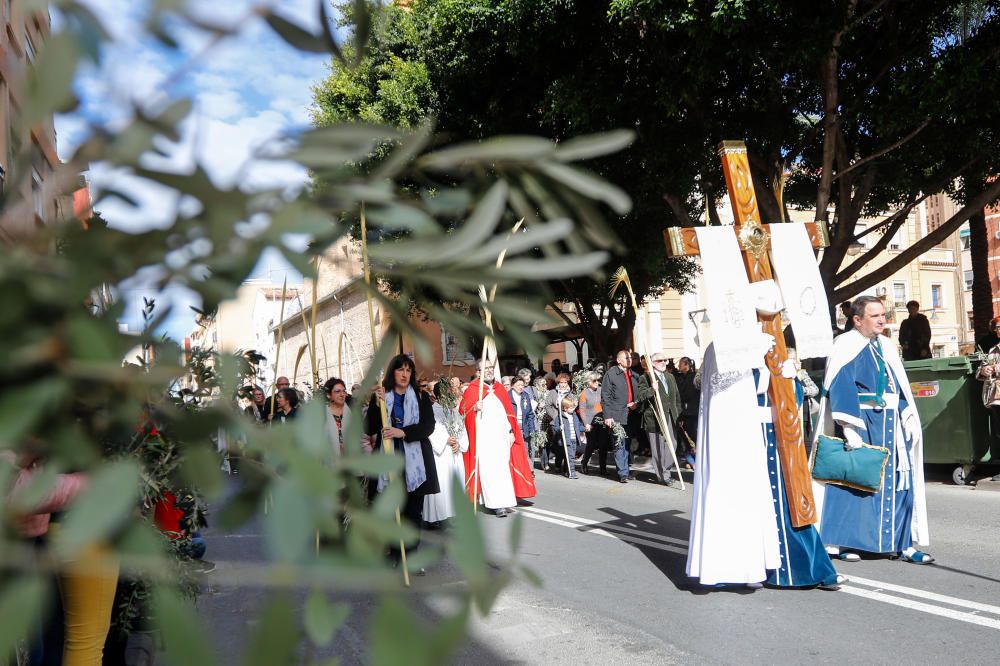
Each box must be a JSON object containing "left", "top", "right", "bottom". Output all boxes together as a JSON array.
[{"left": 312, "top": 0, "right": 1000, "bottom": 358}]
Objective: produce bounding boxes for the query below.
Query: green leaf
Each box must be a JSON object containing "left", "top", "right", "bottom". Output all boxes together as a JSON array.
[
  {"left": 180, "top": 444, "right": 223, "bottom": 499},
  {"left": 304, "top": 589, "right": 350, "bottom": 647},
  {"left": 6, "top": 464, "right": 59, "bottom": 513},
  {"left": 500, "top": 252, "right": 609, "bottom": 279},
  {"left": 447, "top": 475, "right": 488, "bottom": 586},
  {"left": 420, "top": 136, "right": 556, "bottom": 169},
  {"left": 66, "top": 314, "right": 119, "bottom": 361},
  {"left": 264, "top": 12, "right": 329, "bottom": 53},
  {"left": 366, "top": 203, "right": 438, "bottom": 235},
  {"left": 371, "top": 475, "right": 405, "bottom": 520},
  {"left": 265, "top": 478, "right": 313, "bottom": 563},
  {"left": 369, "top": 181, "right": 507, "bottom": 264},
  {"left": 294, "top": 399, "right": 328, "bottom": 456},
  {"left": 458, "top": 218, "right": 573, "bottom": 266},
  {"left": 0, "top": 379, "right": 66, "bottom": 446},
  {"left": 23, "top": 31, "right": 80, "bottom": 122},
  {"left": 153, "top": 585, "right": 216, "bottom": 666},
  {"left": 0, "top": 577, "right": 47, "bottom": 657},
  {"left": 554, "top": 129, "right": 636, "bottom": 162},
  {"left": 371, "top": 596, "right": 426, "bottom": 666},
  {"left": 245, "top": 595, "right": 301, "bottom": 666},
  {"left": 538, "top": 162, "right": 632, "bottom": 215},
  {"left": 338, "top": 454, "right": 403, "bottom": 477},
  {"left": 520, "top": 564, "right": 543, "bottom": 588},
  {"left": 55, "top": 461, "right": 139, "bottom": 558},
  {"left": 509, "top": 512, "right": 524, "bottom": 553}
]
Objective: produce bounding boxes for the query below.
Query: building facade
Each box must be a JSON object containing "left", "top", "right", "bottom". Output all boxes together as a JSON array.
[{"left": 0, "top": 4, "right": 62, "bottom": 242}]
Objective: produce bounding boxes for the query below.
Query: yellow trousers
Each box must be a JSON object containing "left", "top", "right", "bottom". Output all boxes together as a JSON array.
[{"left": 58, "top": 541, "right": 119, "bottom": 666}]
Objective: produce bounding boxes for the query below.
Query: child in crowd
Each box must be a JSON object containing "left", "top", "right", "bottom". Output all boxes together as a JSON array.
[{"left": 552, "top": 396, "right": 586, "bottom": 479}]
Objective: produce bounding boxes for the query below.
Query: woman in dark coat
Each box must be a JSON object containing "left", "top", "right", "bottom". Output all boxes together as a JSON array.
[{"left": 366, "top": 354, "right": 439, "bottom": 554}]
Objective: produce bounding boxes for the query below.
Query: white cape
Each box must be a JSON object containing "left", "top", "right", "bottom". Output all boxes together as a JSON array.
[
  {"left": 686, "top": 343, "right": 781, "bottom": 584},
  {"left": 812, "top": 330, "right": 929, "bottom": 547}
]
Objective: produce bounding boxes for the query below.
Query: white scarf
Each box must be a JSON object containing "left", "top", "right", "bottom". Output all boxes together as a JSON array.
[{"left": 381, "top": 386, "right": 427, "bottom": 493}]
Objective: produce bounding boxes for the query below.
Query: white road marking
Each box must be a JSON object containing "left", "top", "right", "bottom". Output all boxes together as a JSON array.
[
  {"left": 838, "top": 586, "right": 1000, "bottom": 630},
  {"left": 520, "top": 506, "right": 689, "bottom": 547},
  {"left": 519, "top": 509, "right": 687, "bottom": 555},
  {"left": 518, "top": 505, "right": 1000, "bottom": 631},
  {"left": 845, "top": 575, "right": 1000, "bottom": 616}
]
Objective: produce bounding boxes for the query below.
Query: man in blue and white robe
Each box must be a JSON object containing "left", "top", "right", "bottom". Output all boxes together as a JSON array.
[{"left": 813, "top": 296, "right": 932, "bottom": 563}]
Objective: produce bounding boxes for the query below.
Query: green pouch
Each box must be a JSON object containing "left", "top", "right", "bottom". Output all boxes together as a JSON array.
[{"left": 810, "top": 434, "right": 890, "bottom": 493}]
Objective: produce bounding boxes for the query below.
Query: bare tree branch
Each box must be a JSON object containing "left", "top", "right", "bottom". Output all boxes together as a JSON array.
[
  {"left": 832, "top": 178, "right": 1000, "bottom": 301},
  {"left": 833, "top": 119, "right": 931, "bottom": 181},
  {"left": 833, "top": 205, "right": 910, "bottom": 284},
  {"left": 815, "top": 0, "right": 857, "bottom": 224},
  {"left": 663, "top": 193, "right": 695, "bottom": 227}
]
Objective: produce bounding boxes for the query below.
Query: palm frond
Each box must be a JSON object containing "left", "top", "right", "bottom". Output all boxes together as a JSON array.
[{"left": 609, "top": 266, "right": 631, "bottom": 299}]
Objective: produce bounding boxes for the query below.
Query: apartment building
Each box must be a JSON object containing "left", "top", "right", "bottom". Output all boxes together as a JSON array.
[{"left": 0, "top": 3, "right": 62, "bottom": 242}]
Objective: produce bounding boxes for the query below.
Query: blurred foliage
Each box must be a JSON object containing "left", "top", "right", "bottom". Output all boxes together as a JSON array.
[{"left": 0, "top": 1, "right": 632, "bottom": 664}]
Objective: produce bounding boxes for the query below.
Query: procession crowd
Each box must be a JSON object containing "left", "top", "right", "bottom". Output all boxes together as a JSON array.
[
  {"left": 5, "top": 295, "right": 949, "bottom": 665},
  {"left": 241, "top": 295, "right": 936, "bottom": 595}
]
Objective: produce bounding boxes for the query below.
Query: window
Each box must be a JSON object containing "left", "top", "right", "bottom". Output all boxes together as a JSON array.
[
  {"left": 968, "top": 312, "right": 975, "bottom": 332},
  {"left": 892, "top": 282, "right": 907, "bottom": 309},
  {"left": 889, "top": 226, "right": 905, "bottom": 250},
  {"left": 932, "top": 344, "right": 945, "bottom": 359},
  {"left": 24, "top": 33, "right": 37, "bottom": 65},
  {"left": 442, "top": 328, "right": 474, "bottom": 363},
  {"left": 931, "top": 283, "right": 943, "bottom": 309},
  {"left": 965, "top": 270, "right": 974, "bottom": 291},
  {"left": 31, "top": 166, "right": 43, "bottom": 218}
]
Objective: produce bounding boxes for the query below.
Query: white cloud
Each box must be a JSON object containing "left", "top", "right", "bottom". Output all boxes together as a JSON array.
[
  {"left": 197, "top": 89, "right": 245, "bottom": 122},
  {"left": 55, "top": 0, "right": 336, "bottom": 339}
]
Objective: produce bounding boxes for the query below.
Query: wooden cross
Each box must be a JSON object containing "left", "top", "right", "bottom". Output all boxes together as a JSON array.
[{"left": 664, "top": 140, "right": 829, "bottom": 528}]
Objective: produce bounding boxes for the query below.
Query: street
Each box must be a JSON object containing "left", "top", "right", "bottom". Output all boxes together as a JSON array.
[{"left": 197, "top": 465, "right": 1000, "bottom": 664}]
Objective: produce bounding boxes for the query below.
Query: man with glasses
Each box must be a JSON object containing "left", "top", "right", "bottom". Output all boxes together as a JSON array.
[{"left": 636, "top": 354, "right": 681, "bottom": 486}]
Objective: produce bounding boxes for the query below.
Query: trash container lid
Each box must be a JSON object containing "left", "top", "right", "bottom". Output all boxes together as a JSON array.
[{"left": 903, "top": 356, "right": 972, "bottom": 372}]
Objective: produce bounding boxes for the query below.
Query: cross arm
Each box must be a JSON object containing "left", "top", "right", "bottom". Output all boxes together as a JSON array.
[{"left": 663, "top": 222, "right": 830, "bottom": 258}]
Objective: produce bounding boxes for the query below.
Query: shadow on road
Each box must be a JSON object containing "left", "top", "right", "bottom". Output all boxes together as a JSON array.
[{"left": 586, "top": 506, "right": 699, "bottom": 592}]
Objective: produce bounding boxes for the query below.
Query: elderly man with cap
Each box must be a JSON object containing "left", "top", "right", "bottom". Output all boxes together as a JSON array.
[{"left": 636, "top": 352, "right": 681, "bottom": 486}]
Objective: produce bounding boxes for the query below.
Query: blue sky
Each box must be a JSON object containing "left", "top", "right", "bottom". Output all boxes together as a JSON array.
[{"left": 55, "top": 0, "right": 336, "bottom": 339}]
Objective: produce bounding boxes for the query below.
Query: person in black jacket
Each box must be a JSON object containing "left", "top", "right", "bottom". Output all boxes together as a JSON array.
[
  {"left": 899, "top": 300, "right": 932, "bottom": 361},
  {"left": 674, "top": 357, "right": 700, "bottom": 468},
  {"left": 366, "top": 354, "right": 438, "bottom": 557},
  {"left": 601, "top": 349, "right": 639, "bottom": 483}
]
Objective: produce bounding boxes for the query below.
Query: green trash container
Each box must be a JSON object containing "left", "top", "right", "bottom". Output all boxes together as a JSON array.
[{"left": 904, "top": 355, "right": 992, "bottom": 485}]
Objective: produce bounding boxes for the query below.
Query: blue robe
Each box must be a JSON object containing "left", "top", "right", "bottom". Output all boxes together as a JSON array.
[
  {"left": 819, "top": 340, "right": 914, "bottom": 554},
  {"left": 754, "top": 370, "right": 839, "bottom": 587}
]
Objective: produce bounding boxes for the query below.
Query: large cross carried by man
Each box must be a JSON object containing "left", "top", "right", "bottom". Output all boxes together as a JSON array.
[{"left": 665, "top": 141, "right": 832, "bottom": 528}]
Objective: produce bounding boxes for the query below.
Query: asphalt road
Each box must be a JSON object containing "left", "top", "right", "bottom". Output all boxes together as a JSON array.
[{"left": 195, "top": 463, "right": 1000, "bottom": 664}]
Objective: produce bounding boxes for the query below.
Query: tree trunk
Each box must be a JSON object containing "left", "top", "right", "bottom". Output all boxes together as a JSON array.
[{"left": 969, "top": 200, "right": 993, "bottom": 344}]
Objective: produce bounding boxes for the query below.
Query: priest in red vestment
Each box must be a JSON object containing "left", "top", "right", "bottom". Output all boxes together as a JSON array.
[{"left": 460, "top": 359, "right": 536, "bottom": 517}]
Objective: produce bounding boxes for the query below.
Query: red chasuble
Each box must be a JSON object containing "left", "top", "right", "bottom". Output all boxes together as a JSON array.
[{"left": 460, "top": 379, "right": 537, "bottom": 502}]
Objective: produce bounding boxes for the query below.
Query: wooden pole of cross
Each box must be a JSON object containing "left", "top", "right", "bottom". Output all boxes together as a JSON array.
[{"left": 664, "top": 140, "right": 830, "bottom": 528}]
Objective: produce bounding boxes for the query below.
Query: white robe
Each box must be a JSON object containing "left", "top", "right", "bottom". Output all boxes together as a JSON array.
[
  {"left": 686, "top": 343, "right": 781, "bottom": 585},
  {"left": 424, "top": 403, "right": 469, "bottom": 523},
  {"left": 477, "top": 391, "right": 516, "bottom": 510}
]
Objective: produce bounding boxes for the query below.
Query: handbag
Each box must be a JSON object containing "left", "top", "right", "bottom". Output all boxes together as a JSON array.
[{"left": 810, "top": 434, "right": 890, "bottom": 493}]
